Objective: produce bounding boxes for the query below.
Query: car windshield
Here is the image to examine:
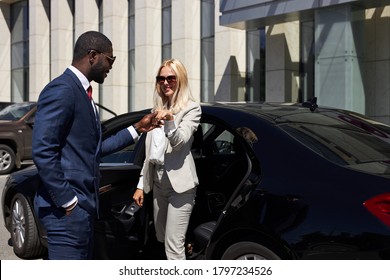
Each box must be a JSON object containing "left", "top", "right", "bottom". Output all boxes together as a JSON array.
[{"left": 0, "top": 103, "right": 35, "bottom": 121}]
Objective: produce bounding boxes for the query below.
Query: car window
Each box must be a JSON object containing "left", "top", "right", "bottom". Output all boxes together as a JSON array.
[
  {"left": 0, "top": 103, "right": 36, "bottom": 121},
  {"left": 100, "top": 143, "right": 137, "bottom": 165},
  {"left": 281, "top": 124, "right": 390, "bottom": 174},
  {"left": 201, "top": 123, "right": 236, "bottom": 156},
  {"left": 213, "top": 131, "right": 234, "bottom": 154},
  {"left": 99, "top": 111, "right": 149, "bottom": 166}
]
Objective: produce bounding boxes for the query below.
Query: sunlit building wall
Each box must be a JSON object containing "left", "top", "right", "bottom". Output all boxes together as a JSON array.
[{"left": 0, "top": 0, "right": 389, "bottom": 124}]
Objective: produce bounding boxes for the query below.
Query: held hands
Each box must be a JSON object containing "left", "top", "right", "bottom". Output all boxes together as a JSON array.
[
  {"left": 152, "top": 109, "right": 173, "bottom": 126},
  {"left": 134, "top": 112, "right": 161, "bottom": 133},
  {"left": 133, "top": 109, "right": 173, "bottom": 134},
  {"left": 133, "top": 189, "right": 144, "bottom": 207}
]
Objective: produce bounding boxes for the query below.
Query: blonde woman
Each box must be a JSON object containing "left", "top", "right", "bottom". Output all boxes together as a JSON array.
[{"left": 133, "top": 59, "right": 201, "bottom": 259}]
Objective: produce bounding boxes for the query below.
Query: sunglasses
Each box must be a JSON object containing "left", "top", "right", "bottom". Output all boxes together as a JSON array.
[
  {"left": 88, "top": 49, "right": 116, "bottom": 65},
  {"left": 156, "top": 75, "right": 177, "bottom": 84}
]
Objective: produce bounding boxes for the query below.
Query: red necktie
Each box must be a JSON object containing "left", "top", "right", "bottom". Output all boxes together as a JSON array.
[{"left": 87, "top": 86, "right": 92, "bottom": 100}]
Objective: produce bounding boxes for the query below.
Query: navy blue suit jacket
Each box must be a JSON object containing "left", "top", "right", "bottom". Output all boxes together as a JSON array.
[{"left": 32, "top": 68, "right": 134, "bottom": 217}]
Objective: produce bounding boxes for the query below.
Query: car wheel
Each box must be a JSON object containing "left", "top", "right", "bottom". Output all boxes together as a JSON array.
[
  {"left": 10, "top": 193, "right": 45, "bottom": 259},
  {"left": 221, "top": 241, "right": 281, "bottom": 260},
  {"left": 0, "top": 144, "right": 16, "bottom": 175}
]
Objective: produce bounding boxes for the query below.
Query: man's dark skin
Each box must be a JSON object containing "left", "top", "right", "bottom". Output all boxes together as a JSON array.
[{"left": 71, "top": 44, "right": 157, "bottom": 135}]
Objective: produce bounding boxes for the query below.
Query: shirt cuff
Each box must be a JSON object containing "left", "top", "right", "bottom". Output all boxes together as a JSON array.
[
  {"left": 128, "top": 126, "right": 140, "bottom": 141},
  {"left": 62, "top": 196, "right": 78, "bottom": 208},
  {"left": 164, "top": 119, "right": 176, "bottom": 136},
  {"left": 137, "top": 176, "right": 144, "bottom": 190}
]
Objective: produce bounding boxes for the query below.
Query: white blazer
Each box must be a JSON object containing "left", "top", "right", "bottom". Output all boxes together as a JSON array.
[{"left": 141, "top": 101, "right": 202, "bottom": 194}]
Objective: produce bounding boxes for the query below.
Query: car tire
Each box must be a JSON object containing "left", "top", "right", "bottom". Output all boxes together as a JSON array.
[
  {"left": 0, "top": 144, "right": 16, "bottom": 175},
  {"left": 221, "top": 241, "right": 281, "bottom": 260},
  {"left": 10, "top": 193, "right": 45, "bottom": 259}
]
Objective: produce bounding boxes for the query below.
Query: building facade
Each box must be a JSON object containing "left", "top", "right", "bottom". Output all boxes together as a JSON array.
[
  {"left": 0, "top": 0, "right": 389, "bottom": 124},
  {"left": 220, "top": 0, "right": 390, "bottom": 125}
]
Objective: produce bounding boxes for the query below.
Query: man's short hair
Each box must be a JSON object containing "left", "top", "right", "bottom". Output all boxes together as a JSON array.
[{"left": 73, "top": 31, "right": 112, "bottom": 61}]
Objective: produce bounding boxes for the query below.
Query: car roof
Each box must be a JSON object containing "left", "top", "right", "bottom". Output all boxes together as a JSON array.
[
  {"left": 200, "top": 102, "right": 390, "bottom": 134},
  {"left": 104, "top": 102, "right": 390, "bottom": 136},
  {"left": 201, "top": 102, "right": 315, "bottom": 122}
]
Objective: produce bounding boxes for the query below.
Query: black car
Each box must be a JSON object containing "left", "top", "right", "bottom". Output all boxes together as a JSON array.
[{"left": 2, "top": 102, "right": 390, "bottom": 260}]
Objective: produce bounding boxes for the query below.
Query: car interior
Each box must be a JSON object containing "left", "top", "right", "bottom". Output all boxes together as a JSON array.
[{"left": 187, "top": 121, "right": 251, "bottom": 256}]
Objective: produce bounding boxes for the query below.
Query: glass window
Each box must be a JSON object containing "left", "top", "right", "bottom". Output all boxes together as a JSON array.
[
  {"left": 281, "top": 123, "right": 390, "bottom": 175},
  {"left": 162, "top": 0, "right": 172, "bottom": 60},
  {"left": 0, "top": 102, "right": 36, "bottom": 121},
  {"left": 246, "top": 28, "right": 265, "bottom": 102},
  {"left": 128, "top": 0, "right": 135, "bottom": 111},
  {"left": 201, "top": 0, "right": 214, "bottom": 38},
  {"left": 201, "top": 0, "right": 215, "bottom": 102},
  {"left": 69, "top": 0, "right": 75, "bottom": 44},
  {"left": 98, "top": 0, "right": 103, "bottom": 103},
  {"left": 100, "top": 144, "right": 136, "bottom": 165},
  {"left": 213, "top": 130, "right": 234, "bottom": 155},
  {"left": 11, "top": 0, "right": 29, "bottom": 102},
  {"left": 300, "top": 20, "right": 315, "bottom": 102}
]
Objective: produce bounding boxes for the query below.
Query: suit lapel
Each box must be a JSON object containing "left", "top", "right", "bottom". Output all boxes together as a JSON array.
[{"left": 65, "top": 69, "right": 99, "bottom": 133}]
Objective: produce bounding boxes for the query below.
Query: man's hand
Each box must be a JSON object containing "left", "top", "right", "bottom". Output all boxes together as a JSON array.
[
  {"left": 133, "top": 189, "right": 144, "bottom": 207},
  {"left": 64, "top": 200, "right": 78, "bottom": 216},
  {"left": 152, "top": 109, "right": 173, "bottom": 126},
  {"left": 134, "top": 112, "right": 161, "bottom": 133},
  {"left": 155, "top": 109, "right": 173, "bottom": 121}
]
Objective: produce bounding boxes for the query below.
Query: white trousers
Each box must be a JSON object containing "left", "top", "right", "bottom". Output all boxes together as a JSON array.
[{"left": 153, "top": 165, "right": 196, "bottom": 260}]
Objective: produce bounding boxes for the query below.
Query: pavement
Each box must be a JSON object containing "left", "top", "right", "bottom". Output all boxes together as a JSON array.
[{"left": 0, "top": 174, "right": 22, "bottom": 260}]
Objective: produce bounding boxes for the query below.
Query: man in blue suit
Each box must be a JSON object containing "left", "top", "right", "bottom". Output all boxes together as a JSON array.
[{"left": 32, "top": 31, "right": 155, "bottom": 259}]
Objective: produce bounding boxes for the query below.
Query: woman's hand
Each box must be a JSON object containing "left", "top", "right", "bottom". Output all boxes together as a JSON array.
[
  {"left": 153, "top": 109, "right": 173, "bottom": 125},
  {"left": 133, "top": 189, "right": 144, "bottom": 207}
]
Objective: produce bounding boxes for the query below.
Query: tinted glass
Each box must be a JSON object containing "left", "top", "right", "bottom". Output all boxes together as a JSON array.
[
  {"left": 281, "top": 123, "right": 390, "bottom": 174},
  {"left": 0, "top": 103, "right": 35, "bottom": 120}
]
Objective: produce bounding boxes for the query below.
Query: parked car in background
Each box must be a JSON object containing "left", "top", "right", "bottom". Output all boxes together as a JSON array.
[
  {"left": 0, "top": 102, "right": 117, "bottom": 175},
  {"left": 2, "top": 102, "right": 390, "bottom": 260},
  {"left": 0, "top": 102, "right": 14, "bottom": 111},
  {"left": 0, "top": 102, "right": 36, "bottom": 175}
]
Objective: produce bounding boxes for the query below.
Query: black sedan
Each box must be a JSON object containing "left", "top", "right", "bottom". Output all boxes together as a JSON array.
[{"left": 2, "top": 102, "right": 390, "bottom": 260}]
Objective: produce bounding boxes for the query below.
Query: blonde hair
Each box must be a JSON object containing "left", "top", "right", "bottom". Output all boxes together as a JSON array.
[{"left": 153, "top": 58, "right": 195, "bottom": 114}]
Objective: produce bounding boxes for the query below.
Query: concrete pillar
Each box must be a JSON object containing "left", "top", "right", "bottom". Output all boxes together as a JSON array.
[
  {"left": 74, "top": 0, "right": 99, "bottom": 38},
  {"left": 101, "top": 0, "right": 128, "bottom": 117},
  {"left": 214, "top": 0, "right": 246, "bottom": 102},
  {"left": 265, "top": 22, "right": 300, "bottom": 102},
  {"left": 134, "top": 0, "right": 161, "bottom": 111},
  {"left": 171, "top": 0, "right": 201, "bottom": 102},
  {"left": 50, "top": 0, "right": 73, "bottom": 78},
  {"left": 0, "top": 3, "right": 11, "bottom": 102},
  {"left": 29, "top": 0, "right": 50, "bottom": 101},
  {"left": 74, "top": 0, "right": 99, "bottom": 101},
  {"left": 315, "top": 5, "right": 365, "bottom": 114},
  {"left": 364, "top": 7, "right": 390, "bottom": 125}
]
